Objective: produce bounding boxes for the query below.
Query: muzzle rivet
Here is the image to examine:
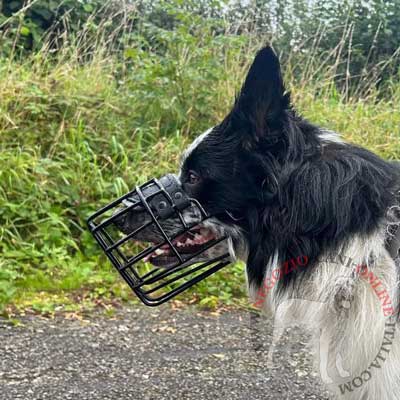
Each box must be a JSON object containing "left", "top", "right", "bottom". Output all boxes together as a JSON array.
[
  {"left": 174, "top": 192, "right": 183, "bottom": 200},
  {"left": 158, "top": 201, "right": 167, "bottom": 209}
]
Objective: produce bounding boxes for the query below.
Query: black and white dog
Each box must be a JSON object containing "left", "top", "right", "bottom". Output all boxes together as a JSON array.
[{"left": 121, "top": 46, "right": 400, "bottom": 398}]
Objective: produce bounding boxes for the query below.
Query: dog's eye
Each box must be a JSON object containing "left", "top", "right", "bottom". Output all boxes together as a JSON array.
[{"left": 187, "top": 170, "right": 201, "bottom": 186}]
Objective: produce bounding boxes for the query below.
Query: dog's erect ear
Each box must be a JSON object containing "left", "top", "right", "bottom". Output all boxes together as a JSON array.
[{"left": 231, "top": 46, "right": 289, "bottom": 141}]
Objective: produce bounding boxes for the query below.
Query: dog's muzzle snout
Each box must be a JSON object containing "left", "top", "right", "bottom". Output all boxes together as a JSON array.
[
  {"left": 87, "top": 174, "right": 231, "bottom": 306},
  {"left": 112, "top": 203, "right": 145, "bottom": 234}
]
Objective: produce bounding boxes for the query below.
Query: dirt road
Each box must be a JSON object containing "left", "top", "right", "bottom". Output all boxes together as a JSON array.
[{"left": 0, "top": 306, "right": 330, "bottom": 400}]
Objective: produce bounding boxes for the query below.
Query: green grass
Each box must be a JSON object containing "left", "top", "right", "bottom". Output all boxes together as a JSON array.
[{"left": 1, "top": 14, "right": 399, "bottom": 316}]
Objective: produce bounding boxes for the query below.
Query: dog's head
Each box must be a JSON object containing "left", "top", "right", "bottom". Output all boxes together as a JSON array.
[
  {"left": 114, "top": 46, "right": 315, "bottom": 285},
  {"left": 91, "top": 45, "right": 400, "bottom": 306}
]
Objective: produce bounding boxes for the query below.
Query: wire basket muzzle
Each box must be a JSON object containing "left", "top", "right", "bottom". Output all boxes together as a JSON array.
[{"left": 87, "top": 174, "right": 231, "bottom": 306}]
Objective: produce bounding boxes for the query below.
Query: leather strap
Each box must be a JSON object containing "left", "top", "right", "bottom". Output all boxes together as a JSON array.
[
  {"left": 387, "top": 184, "right": 400, "bottom": 260},
  {"left": 123, "top": 174, "right": 191, "bottom": 220},
  {"left": 387, "top": 224, "right": 400, "bottom": 260}
]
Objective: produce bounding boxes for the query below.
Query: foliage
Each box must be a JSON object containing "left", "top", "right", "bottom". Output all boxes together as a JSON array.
[
  {"left": 271, "top": 0, "right": 400, "bottom": 91},
  {"left": 0, "top": 0, "right": 109, "bottom": 52},
  {"left": 2, "top": 0, "right": 400, "bottom": 89},
  {"left": 0, "top": 0, "right": 399, "bottom": 314}
]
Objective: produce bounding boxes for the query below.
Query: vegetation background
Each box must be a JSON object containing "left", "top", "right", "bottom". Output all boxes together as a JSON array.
[{"left": 1, "top": 0, "right": 399, "bottom": 316}]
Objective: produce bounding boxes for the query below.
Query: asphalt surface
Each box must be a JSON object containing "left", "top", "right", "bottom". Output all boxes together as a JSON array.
[{"left": 0, "top": 306, "right": 331, "bottom": 400}]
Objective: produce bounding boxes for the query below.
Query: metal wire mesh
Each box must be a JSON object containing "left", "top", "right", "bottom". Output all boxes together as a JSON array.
[{"left": 87, "top": 176, "right": 230, "bottom": 306}]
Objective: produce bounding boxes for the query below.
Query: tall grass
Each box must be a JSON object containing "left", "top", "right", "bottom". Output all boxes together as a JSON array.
[{"left": 1, "top": 5, "right": 399, "bottom": 314}]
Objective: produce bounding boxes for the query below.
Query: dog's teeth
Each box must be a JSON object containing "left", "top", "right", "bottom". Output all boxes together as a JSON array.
[
  {"left": 155, "top": 248, "right": 164, "bottom": 255},
  {"left": 194, "top": 233, "right": 204, "bottom": 243}
]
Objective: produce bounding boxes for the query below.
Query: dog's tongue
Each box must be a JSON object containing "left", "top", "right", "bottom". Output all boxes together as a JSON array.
[{"left": 143, "top": 228, "right": 216, "bottom": 263}]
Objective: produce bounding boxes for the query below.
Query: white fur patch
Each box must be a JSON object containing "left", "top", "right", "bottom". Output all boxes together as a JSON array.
[
  {"left": 181, "top": 127, "right": 214, "bottom": 166},
  {"left": 319, "top": 129, "right": 344, "bottom": 145},
  {"left": 260, "top": 230, "right": 400, "bottom": 399}
]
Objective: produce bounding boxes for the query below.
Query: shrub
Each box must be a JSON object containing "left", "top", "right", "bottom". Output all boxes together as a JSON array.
[{"left": 0, "top": 0, "right": 399, "bottom": 313}]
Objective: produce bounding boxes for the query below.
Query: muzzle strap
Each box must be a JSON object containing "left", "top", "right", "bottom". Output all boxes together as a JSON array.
[{"left": 123, "top": 174, "right": 191, "bottom": 220}]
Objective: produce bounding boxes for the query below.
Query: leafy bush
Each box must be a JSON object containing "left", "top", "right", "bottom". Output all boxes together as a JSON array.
[
  {"left": 0, "top": 4, "right": 252, "bottom": 313},
  {"left": 0, "top": 0, "right": 120, "bottom": 54},
  {"left": 0, "top": 0, "right": 399, "bottom": 313},
  {"left": 2, "top": 0, "right": 400, "bottom": 89}
]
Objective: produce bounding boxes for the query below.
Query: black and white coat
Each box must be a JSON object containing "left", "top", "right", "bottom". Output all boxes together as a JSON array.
[{"left": 178, "top": 47, "right": 400, "bottom": 399}]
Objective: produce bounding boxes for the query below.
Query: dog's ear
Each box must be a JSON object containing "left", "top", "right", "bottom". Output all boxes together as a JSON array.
[{"left": 230, "top": 46, "right": 289, "bottom": 142}]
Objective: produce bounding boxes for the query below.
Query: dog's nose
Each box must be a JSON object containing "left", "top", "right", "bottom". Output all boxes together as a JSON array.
[
  {"left": 113, "top": 200, "right": 146, "bottom": 234},
  {"left": 112, "top": 209, "right": 128, "bottom": 233}
]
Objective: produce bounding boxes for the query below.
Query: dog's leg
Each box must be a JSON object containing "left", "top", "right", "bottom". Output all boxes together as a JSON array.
[
  {"left": 312, "top": 254, "right": 400, "bottom": 399},
  {"left": 335, "top": 352, "right": 351, "bottom": 379},
  {"left": 318, "top": 326, "right": 350, "bottom": 385},
  {"left": 323, "top": 294, "right": 400, "bottom": 400},
  {"left": 266, "top": 324, "right": 285, "bottom": 369},
  {"left": 264, "top": 246, "right": 400, "bottom": 400}
]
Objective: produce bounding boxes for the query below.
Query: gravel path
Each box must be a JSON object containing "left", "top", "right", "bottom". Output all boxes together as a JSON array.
[{"left": 0, "top": 306, "right": 331, "bottom": 400}]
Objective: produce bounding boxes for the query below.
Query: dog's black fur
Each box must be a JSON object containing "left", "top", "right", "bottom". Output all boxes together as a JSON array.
[
  {"left": 180, "top": 46, "right": 400, "bottom": 293},
  {"left": 114, "top": 46, "right": 400, "bottom": 397}
]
